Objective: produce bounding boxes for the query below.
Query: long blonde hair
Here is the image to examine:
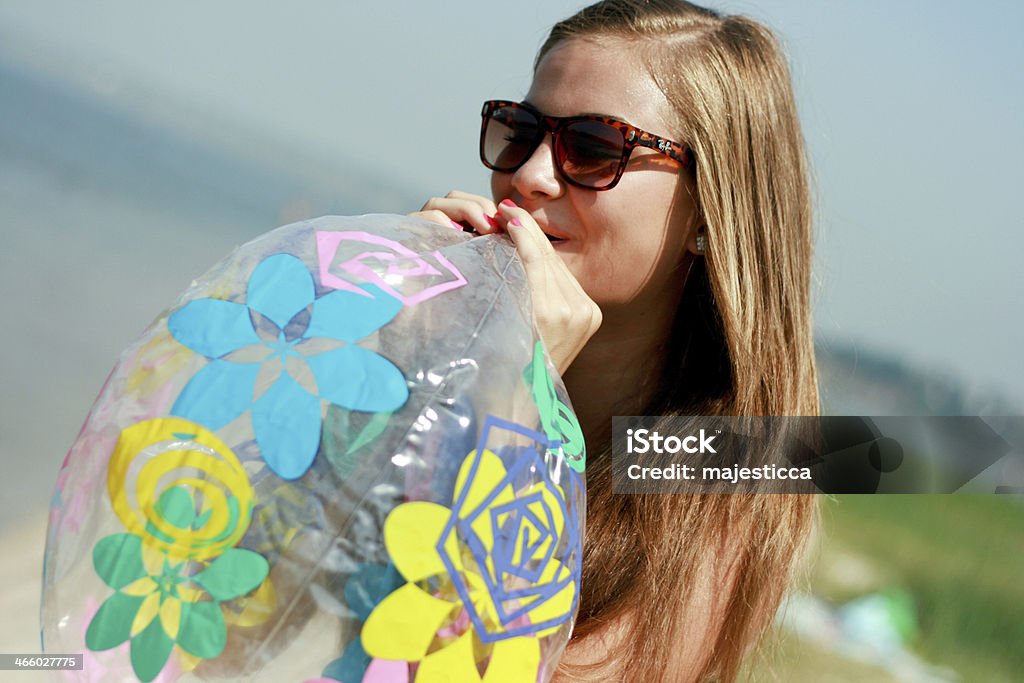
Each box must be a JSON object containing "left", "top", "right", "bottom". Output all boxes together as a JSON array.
[{"left": 538, "top": 2, "right": 819, "bottom": 680}]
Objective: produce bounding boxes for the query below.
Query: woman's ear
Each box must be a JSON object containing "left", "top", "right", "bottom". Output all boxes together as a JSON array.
[{"left": 686, "top": 225, "right": 707, "bottom": 256}]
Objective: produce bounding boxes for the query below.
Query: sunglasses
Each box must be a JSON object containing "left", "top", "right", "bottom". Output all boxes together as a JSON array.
[{"left": 480, "top": 100, "right": 691, "bottom": 191}]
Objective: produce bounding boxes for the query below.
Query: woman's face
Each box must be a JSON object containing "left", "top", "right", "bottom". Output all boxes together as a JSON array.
[{"left": 491, "top": 38, "right": 702, "bottom": 313}]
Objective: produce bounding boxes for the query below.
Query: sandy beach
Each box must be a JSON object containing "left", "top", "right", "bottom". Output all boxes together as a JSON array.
[{"left": 0, "top": 514, "right": 47, "bottom": 681}]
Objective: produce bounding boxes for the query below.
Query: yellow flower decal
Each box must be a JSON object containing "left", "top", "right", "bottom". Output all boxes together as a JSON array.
[
  {"left": 106, "top": 417, "right": 253, "bottom": 561},
  {"left": 361, "top": 416, "right": 582, "bottom": 682},
  {"left": 89, "top": 418, "right": 269, "bottom": 682}
]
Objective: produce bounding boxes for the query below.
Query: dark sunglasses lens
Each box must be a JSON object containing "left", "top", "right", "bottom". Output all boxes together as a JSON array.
[
  {"left": 558, "top": 121, "right": 625, "bottom": 188},
  {"left": 483, "top": 105, "right": 540, "bottom": 171}
]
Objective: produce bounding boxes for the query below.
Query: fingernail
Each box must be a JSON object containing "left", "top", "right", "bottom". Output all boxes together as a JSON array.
[
  {"left": 509, "top": 218, "right": 523, "bottom": 227},
  {"left": 450, "top": 220, "right": 463, "bottom": 230},
  {"left": 499, "top": 199, "right": 518, "bottom": 208},
  {"left": 485, "top": 214, "right": 499, "bottom": 228}
]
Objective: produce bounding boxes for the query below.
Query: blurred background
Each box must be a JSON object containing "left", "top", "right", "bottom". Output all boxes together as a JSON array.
[{"left": 1, "top": 0, "right": 1021, "bottom": 680}]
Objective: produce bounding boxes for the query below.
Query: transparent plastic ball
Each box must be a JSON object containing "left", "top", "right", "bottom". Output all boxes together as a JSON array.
[{"left": 43, "top": 215, "right": 586, "bottom": 683}]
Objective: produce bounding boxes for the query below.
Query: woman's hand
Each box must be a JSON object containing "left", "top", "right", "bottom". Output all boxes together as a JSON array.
[
  {"left": 410, "top": 190, "right": 501, "bottom": 234},
  {"left": 411, "top": 192, "right": 602, "bottom": 374},
  {"left": 496, "top": 200, "right": 602, "bottom": 374}
]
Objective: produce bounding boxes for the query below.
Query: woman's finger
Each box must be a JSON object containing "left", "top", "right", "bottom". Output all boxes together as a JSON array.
[
  {"left": 408, "top": 209, "right": 465, "bottom": 231},
  {"left": 421, "top": 195, "right": 500, "bottom": 234},
  {"left": 445, "top": 190, "right": 499, "bottom": 219},
  {"left": 496, "top": 204, "right": 555, "bottom": 265}
]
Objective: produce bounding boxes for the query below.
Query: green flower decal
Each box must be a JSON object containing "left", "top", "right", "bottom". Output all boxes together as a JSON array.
[
  {"left": 86, "top": 483, "right": 269, "bottom": 682},
  {"left": 526, "top": 341, "right": 586, "bottom": 472}
]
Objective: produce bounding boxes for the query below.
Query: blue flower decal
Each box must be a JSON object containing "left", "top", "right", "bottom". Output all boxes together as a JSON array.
[{"left": 168, "top": 253, "right": 409, "bottom": 480}]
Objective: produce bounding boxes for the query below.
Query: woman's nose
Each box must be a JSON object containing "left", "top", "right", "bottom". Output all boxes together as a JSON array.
[{"left": 510, "top": 135, "right": 564, "bottom": 200}]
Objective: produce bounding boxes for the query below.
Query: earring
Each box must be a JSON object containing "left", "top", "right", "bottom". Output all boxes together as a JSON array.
[{"left": 695, "top": 229, "right": 707, "bottom": 254}]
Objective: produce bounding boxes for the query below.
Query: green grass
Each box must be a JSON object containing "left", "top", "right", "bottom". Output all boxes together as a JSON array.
[
  {"left": 748, "top": 628, "right": 902, "bottom": 683},
  {"left": 800, "top": 495, "right": 1024, "bottom": 682}
]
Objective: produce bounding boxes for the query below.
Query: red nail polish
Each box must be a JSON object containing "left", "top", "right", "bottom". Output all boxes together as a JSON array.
[
  {"left": 509, "top": 218, "right": 522, "bottom": 227},
  {"left": 485, "top": 215, "right": 499, "bottom": 228},
  {"left": 450, "top": 220, "right": 463, "bottom": 230},
  {"left": 499, "top": 199, "right": 518, "bottom": 208}
]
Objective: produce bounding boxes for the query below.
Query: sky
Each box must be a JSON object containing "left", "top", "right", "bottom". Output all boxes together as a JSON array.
[{"left": 1, "top": 0, "right": 1022, "bottom": 407}]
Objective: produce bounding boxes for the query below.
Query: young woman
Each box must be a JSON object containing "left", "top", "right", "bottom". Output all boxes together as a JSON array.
[{"left": 413, "top": 1, "right": 818, "bottom": 680}]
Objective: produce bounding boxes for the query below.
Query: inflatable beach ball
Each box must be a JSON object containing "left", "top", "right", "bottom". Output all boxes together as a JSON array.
[{"left": 42, "top": 215, "right": 586, "bottom": 683}]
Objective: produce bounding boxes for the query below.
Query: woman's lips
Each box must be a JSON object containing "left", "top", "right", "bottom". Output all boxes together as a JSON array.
[
  {"left": 537, "top": 223, "right": 572, "bottom": 242},
  {"left": 517, "top": 208, "right": 572, "bottom": 242}
]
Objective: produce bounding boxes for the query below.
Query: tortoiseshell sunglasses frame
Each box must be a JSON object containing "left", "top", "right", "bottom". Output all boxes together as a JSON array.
[{"left": 480, "top": 99, "right": 692, "bottom": 190}]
